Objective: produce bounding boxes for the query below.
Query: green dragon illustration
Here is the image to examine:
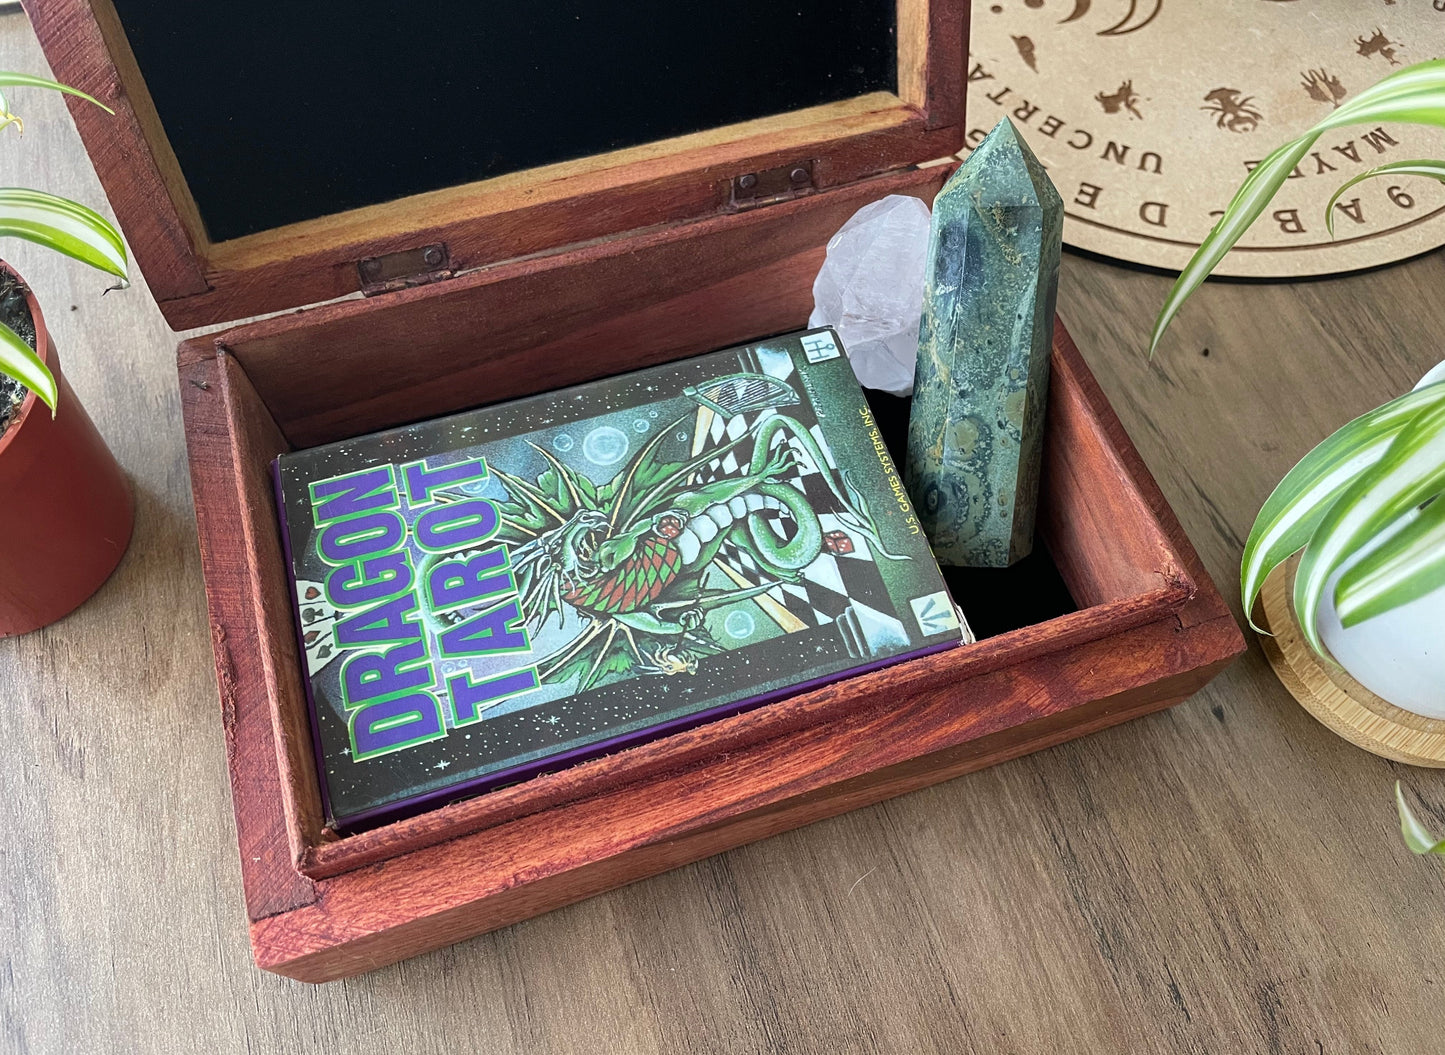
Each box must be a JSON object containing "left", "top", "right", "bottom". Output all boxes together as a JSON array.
[{"left": 475, "top": 384, "right": 901, "bottom": 692}]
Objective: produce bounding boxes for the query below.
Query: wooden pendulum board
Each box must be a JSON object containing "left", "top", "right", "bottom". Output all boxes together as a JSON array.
[{"left": 966, "top": 0, "right": 1445, "bottom": 277}]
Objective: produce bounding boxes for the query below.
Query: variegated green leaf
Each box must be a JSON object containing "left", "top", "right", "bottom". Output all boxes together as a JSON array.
[
  {"left": 1328, "top": 58, "right": 1445, "bottom": 112},
  {"left": 1313, "top": 97, "right": 1445, "bottom": 137},
  {"left": 1180, "top": 59, "right": 1445, "bottom": 656},
  {"left": 1149, "top": 137, "right": 1314, "bottom": 355},
  {"left": 0, "top": 71, "right": 111, "bottom": 115},
  {"left": 0, "top": 73, "right": 121, "bottom": 411},
  {"left": 1294, "top": 399, "right": 1445, "bottom": 654},
  {"left": 1151, "top": 59, "right": 1445, "bottom": 353},
  {"left": 1327, "top": 161, "right": 1445, "bottom": 235},
  {"left": 0, "top": 318, "right": 54, "bottom": 412},
  {"left": 1239, "top": 382, "right": 1445, "bottom": 631},
  {"left": 0, "top": 187, "right": 127, "bottom": 279},
  {"left": 1397, "top": 782, "right": 1445, "bottom": 856},
  {"left": 1334, "top": 494, "right": 1445, "bottom": 628}
]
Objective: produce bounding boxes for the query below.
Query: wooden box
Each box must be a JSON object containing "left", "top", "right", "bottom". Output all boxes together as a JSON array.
[{"left": 33, "top": 0, "right": 1244, "bottom": 982}]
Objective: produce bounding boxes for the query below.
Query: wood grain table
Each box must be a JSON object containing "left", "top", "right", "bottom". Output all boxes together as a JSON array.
[{"left": 2, "top": 14, "right": 1443, "bottom": 1054}]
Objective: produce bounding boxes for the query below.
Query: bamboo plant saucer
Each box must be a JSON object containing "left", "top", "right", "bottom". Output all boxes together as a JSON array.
[{"left": 1258, "top": 558, "right": 1445, "bottom": 767}]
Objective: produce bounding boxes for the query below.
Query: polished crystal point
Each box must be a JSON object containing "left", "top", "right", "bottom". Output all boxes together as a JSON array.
[
  {"left": 809, "top": 194, "right": 932, "bottom": 397},
  {"left": 904, "top": 118, "right": 1063, "bottom": 568}
]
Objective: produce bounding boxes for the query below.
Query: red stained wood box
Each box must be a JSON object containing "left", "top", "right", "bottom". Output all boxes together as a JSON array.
[{"left": 34, "top": 0, "right": 1243, "bottom": 981}]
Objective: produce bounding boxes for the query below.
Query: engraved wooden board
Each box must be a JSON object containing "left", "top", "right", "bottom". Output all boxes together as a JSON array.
[{"left": 965, "top": 0, "right": 1445, "bottom": 277}]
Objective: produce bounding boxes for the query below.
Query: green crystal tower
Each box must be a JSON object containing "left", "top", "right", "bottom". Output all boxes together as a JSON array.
[{"left": 905, "top": 118, "right": 1062, "bottom": 568}]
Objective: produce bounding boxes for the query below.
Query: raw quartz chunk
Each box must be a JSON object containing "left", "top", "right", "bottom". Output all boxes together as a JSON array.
[{"left": 808, "top": 194, "right": 931, "bottom": 397}]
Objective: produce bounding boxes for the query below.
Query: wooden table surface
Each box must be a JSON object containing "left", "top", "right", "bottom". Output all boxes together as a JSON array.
[{"left": 3, "top": 14, "right": 1443, "bottom": 1054}]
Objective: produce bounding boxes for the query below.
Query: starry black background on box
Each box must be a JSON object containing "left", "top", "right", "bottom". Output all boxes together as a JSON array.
[{"left": 111, "top": 0, "right": 897, "bottom": 241}]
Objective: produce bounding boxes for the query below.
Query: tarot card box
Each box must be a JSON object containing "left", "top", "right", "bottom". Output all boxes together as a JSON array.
[
  {"left": 33, "top": 0, "right": 1244, "bottom": 981},
  {"left": 275, "top": 331, "right": 967, "bottom": 830}
]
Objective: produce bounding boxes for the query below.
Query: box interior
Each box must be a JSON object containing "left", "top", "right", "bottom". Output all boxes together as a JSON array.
[
  {"left": 184, "top": 170, "right": 1193, "bottom": 877},
  {"left": 863, "top": 390, "right": 1078, "bottom": 635}
]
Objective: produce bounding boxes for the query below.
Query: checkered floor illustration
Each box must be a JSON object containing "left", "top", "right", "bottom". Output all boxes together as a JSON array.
[{"left": 692, "top": 406, "right": 892, "bottom": 632}]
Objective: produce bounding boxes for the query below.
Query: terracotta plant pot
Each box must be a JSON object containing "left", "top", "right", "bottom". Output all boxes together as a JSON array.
[{"left": 0, "top": 271, "right": 132, "bottom": 636}]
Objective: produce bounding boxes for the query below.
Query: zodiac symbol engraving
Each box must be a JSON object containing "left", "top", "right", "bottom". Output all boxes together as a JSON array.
[
  {"left": 1058, "top": 0, "right": 1163, "bottom": 37},
  {"left": 1301, "top": 69, "right": 1347, "bottom": 109},
  {"left": 1095, "top": 79, "right": 1143, "bottom": 120},
  {"left": 1355, "top": 28, "right": 1402, "bottom": 66},
  {"left": 1201, "top": 88, "right": 1263, "bottom": 134},
  {"left": 1012, "top": 34, "right": 1039, "bottom": 71}
]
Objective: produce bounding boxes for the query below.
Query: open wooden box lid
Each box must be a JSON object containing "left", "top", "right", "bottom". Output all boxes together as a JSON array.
[{"left": 29, "top": 0, "right": 967, "bottom": 331}]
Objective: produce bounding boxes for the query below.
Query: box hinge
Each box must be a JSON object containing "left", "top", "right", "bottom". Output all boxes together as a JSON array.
[
  {"left": 357, "top": 243, "right": 453, "bottom": 296},
  {"left": 728, "top": 160, "right": 817, "bottom": 210}
]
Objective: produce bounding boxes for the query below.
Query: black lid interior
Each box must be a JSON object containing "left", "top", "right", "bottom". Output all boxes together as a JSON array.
[{"left": 111, "top": 0, "right": 898, "bottom": 243}]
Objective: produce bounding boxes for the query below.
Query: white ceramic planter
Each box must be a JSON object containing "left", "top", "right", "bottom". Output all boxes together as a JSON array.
[
  {"left": 1315, "top": 364, "right": 1445, "bottom": 719},
  {"left": 1317, "top": 535, "right": 1445, "bottom": 719}
]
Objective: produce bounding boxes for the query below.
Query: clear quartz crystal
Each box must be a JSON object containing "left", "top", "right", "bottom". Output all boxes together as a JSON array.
[{"left": 808, "top": 195, "right": 931, "bottom": 397}]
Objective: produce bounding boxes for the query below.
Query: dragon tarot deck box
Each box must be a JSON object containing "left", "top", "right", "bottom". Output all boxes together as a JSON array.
[{"left": 274, "top": 329, "right": 969, "bottom": 829}]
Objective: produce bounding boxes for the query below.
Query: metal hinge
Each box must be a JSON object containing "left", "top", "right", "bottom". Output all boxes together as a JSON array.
[
  {"left": 357, "top": 243, "right": 453, "bottom": 296},
  {"left": 728, "top": 160, "right": 817, "bottom": 210}
]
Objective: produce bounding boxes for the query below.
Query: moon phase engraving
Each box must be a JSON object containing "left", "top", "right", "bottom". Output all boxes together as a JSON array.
[
  {"left": 1099, "top": 0, "right": 1162, "bottom": 35},
  {"left": 1051, "top": 0, "right": 1161, "bottom": 35}
]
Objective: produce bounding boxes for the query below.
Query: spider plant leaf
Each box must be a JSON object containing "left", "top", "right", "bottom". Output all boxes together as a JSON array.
[
  {"left": 0, "top": 319, "right": 55, "bottom": 413},
  {"left": 0, "top": 71, "right": 112, "bottom": 115},
  {"left": 1294, "top": 399, "right": 1445, "bottom": 655},
  {"left": 1150, "top": 58, "right": 1445, "bottom": 353},
  {"left": 1239, "top": 383, "right": 1445, "bottom": 631},
  {"left": 1313, "top": 97, "right": 1445, "bottom": 144},
  {"left": 0, "top": 187, "right": 127, "bottom": 280},
  {"left": 1327, "top": 160, "right": 1445, "bottom": 235},
  {"left": 1334, "top": 495, "right": 1445, "bottom": 628},
  {"left": 1397, "top": 782, "right": 1445, "bottom": 855},
  {"left": 1334, "top": 58, "right": 1445, "bottom": 105},
  {"left": 1148, "top": 137, "right": 1315, "bottom": 355}
]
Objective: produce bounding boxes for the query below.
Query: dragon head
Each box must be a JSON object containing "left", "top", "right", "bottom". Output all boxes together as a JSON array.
[{"left": 544, "top": 508, "right": 611, "bottom": 583}]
